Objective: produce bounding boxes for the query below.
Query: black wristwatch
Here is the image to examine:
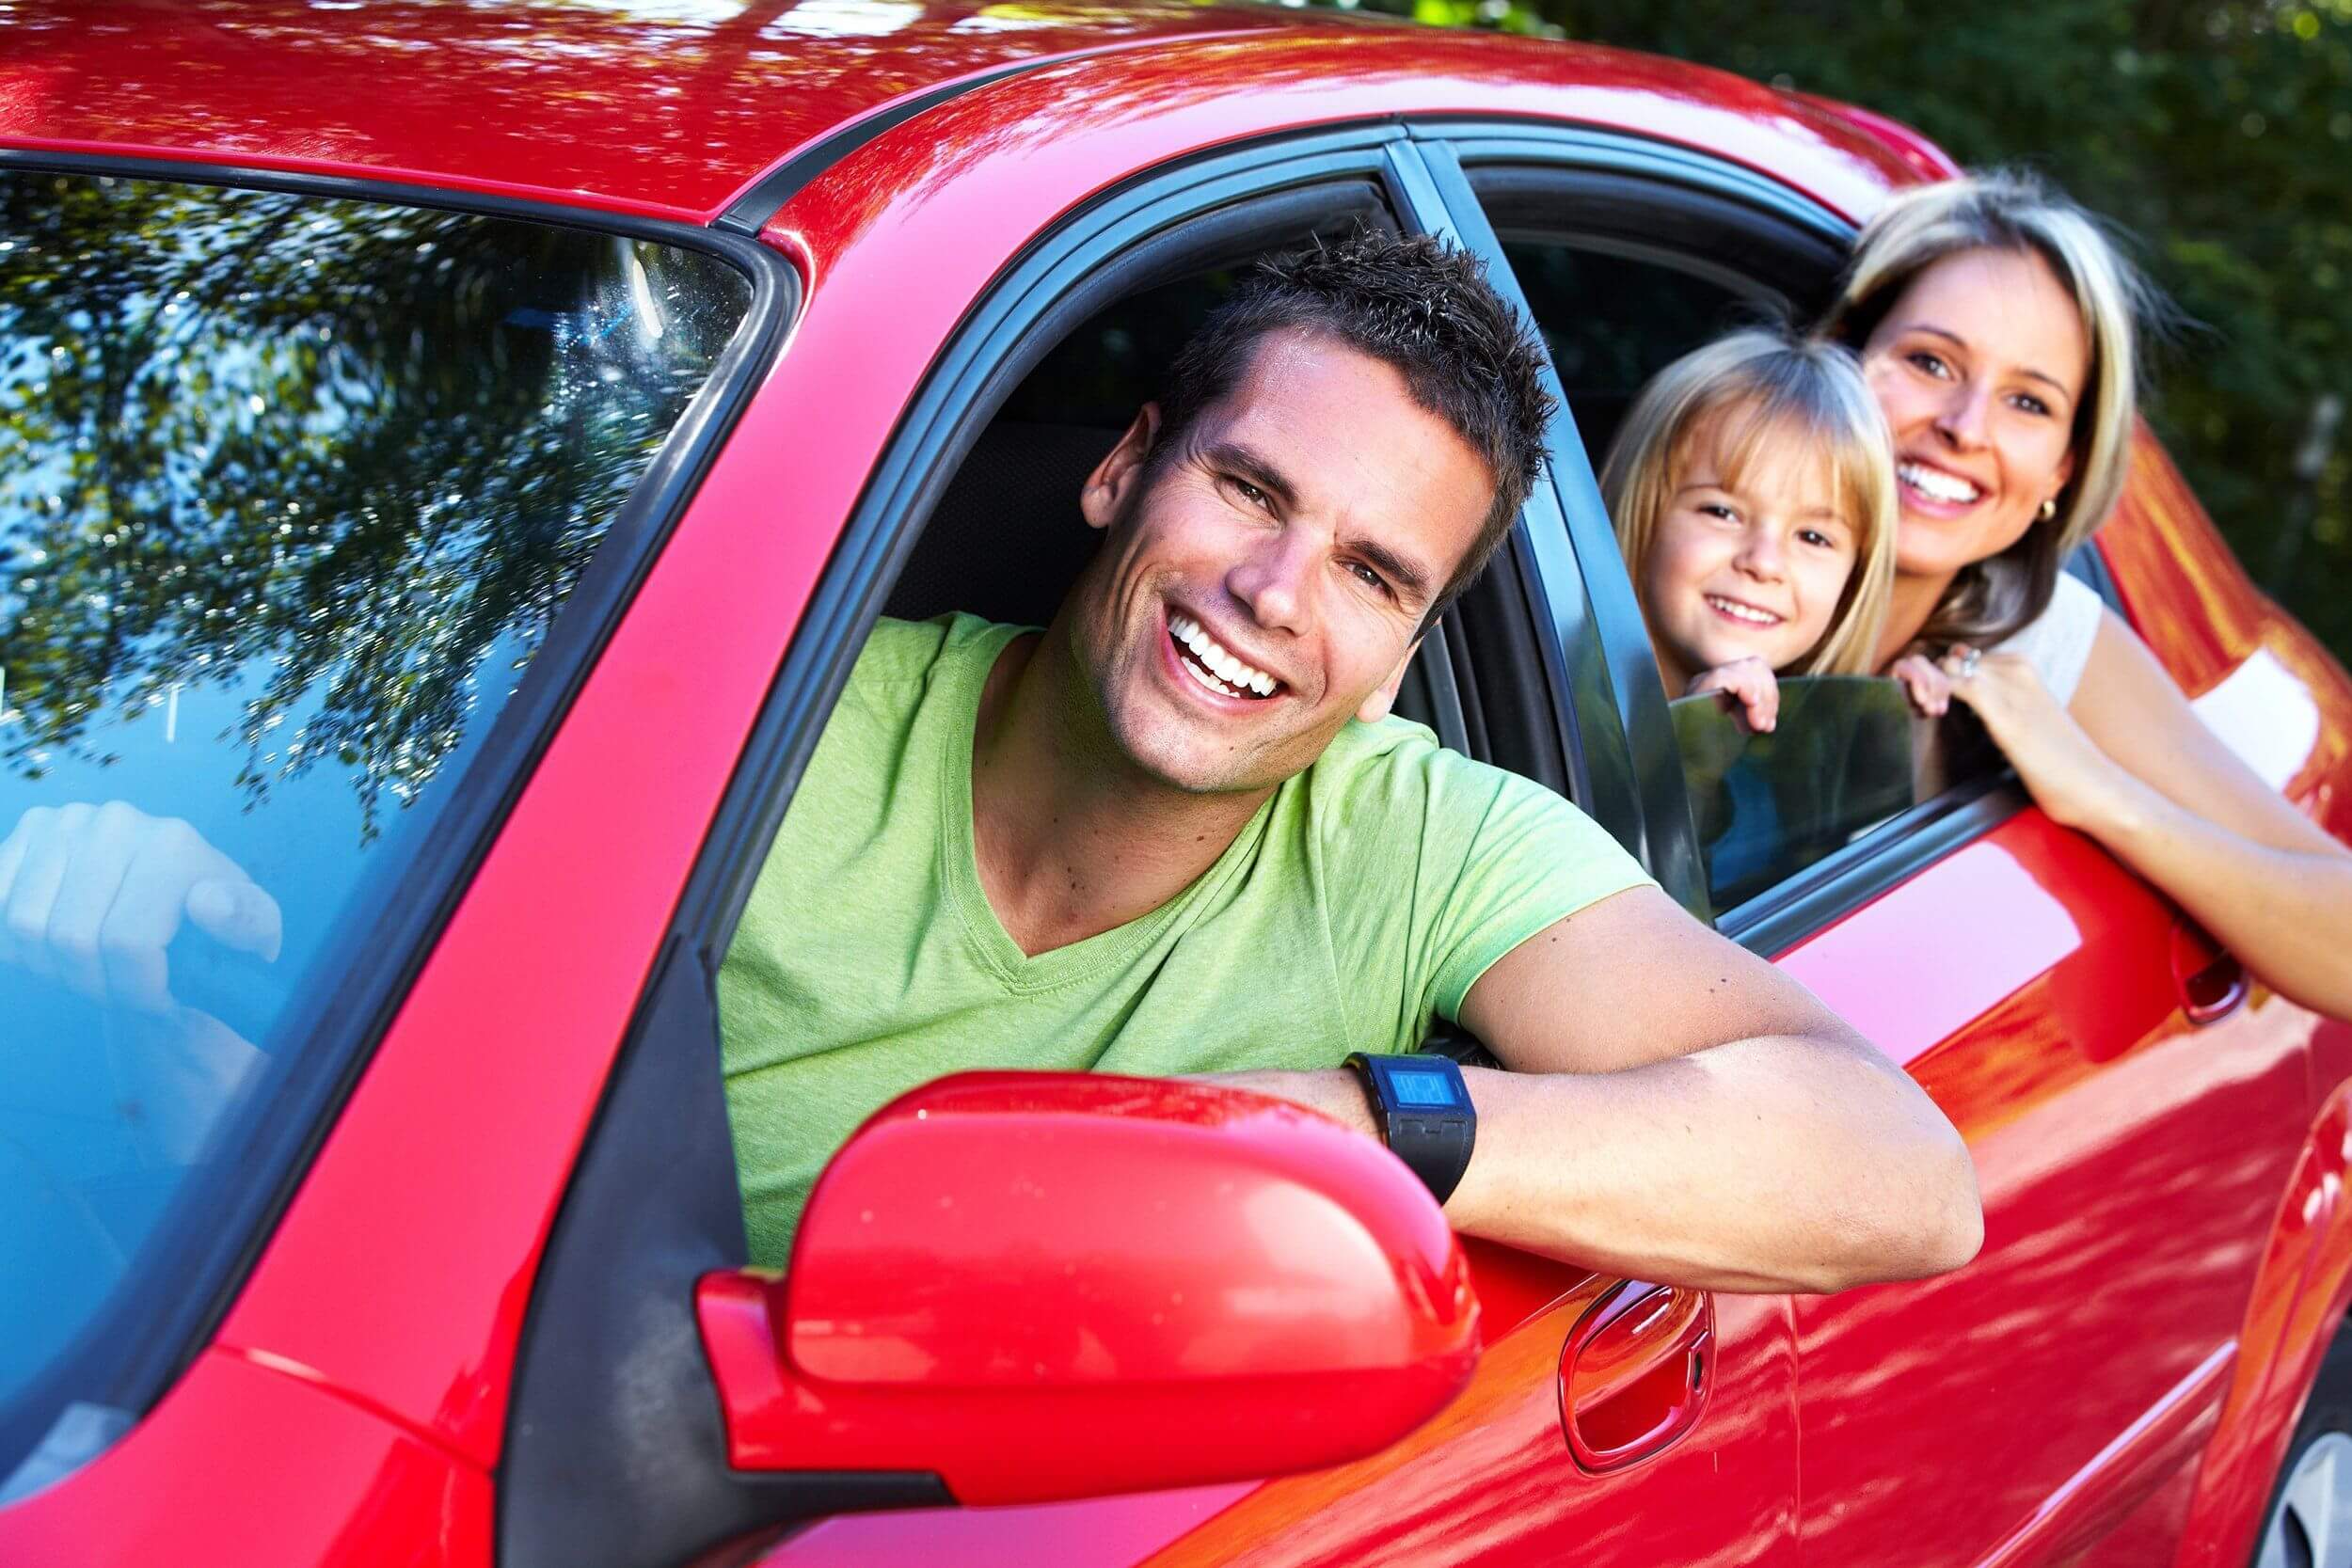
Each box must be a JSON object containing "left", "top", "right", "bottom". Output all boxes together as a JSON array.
[{"left": 1344, "top": 1052, "right": 1476, "bottom": 1205}]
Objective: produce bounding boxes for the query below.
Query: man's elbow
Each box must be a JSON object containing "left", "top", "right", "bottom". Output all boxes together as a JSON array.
[
  {"left": 1904, "top": 1127, "right": 1985, "bottom": 1277},
  {"left": 1814, "top": 1119, "right": 1983, "bottom": 1292}
]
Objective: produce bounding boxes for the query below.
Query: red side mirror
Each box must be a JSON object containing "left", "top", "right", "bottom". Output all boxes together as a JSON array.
[{"left": 699, "top": 1072, "right": 1480, "bottom": 1506}]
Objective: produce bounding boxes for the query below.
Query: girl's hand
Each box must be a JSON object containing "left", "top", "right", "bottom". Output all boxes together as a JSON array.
[
  {"left": 1686, "top": 657, "right": 1780, "bottom": 734},
  {"left": 1892, "top": 655, "right": 1952, "bottom": 718},
  {"left": 1940, "top": 643, "right": 2129, "bottom": 832}
]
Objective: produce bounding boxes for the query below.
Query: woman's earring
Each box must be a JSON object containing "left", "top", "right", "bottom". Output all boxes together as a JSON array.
[{"left": 2037, "top": 498, "right": 2058, "bottom": 524}]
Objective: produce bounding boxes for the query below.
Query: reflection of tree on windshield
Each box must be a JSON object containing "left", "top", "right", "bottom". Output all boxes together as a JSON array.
[{"left": 0, "top": 173, "right": 747, "bottom": 838}]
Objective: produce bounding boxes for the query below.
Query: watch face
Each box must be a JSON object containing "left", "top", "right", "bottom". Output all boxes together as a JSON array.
[{"left": 1386, "top": 1065, "right": 1463, "bottom": 1109}]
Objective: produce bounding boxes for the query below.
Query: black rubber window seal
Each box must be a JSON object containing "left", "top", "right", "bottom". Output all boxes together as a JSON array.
[{"left": 716, "top": 56, "right": 1064, "bottom": 236}]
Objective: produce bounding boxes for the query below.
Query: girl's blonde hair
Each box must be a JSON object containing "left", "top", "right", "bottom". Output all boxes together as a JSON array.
[
  {"left": 1602, "top": 326, "right": 1898, "bottom": 678},
  {"left": 1820, "top": 168, "right": 2161, "bottom": 653}
]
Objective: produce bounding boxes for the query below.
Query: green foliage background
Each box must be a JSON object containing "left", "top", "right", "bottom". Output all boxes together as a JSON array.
[{"left": 1346, "top": 0, "right": 2352, "bottom": 660}]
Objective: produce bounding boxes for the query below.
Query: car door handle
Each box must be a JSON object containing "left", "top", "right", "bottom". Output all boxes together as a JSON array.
[
  {"left": 1558, "top": 1280, "right": 1712, "bottom": 1474},
  {"left": 2170, "top": 916, "right": 2249, "bottom": 1025}
]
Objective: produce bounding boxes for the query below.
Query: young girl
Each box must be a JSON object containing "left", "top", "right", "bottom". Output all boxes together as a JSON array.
[{"left": 1602, "top": 327, "right": 1899, "bottom": 733}]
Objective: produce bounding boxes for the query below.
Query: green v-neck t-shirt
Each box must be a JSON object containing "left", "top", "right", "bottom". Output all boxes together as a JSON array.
[{"left": 717, "top": 613, "right": 1654, "bottom": 1264}]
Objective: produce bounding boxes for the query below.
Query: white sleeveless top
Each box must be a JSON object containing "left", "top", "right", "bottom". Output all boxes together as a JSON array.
[{"left": 1993, "top": 572, "right": 2106, "bottom": 705}]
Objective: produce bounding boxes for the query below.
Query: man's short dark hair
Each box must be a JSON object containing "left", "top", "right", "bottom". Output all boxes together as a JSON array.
[{"left": 1150, "top": 230, "right": 1557, "bottom": 625}]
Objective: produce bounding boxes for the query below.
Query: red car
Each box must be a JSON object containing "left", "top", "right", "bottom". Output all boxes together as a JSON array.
[{"left": 2, "top": 5, "right": 2348, "bottom": 1566}]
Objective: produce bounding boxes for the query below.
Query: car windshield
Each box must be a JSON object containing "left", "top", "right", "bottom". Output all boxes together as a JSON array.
[
  {"left": 0, "top": 169, "right": 750, "bottom": 1492},
  {"left": 1672, "top": 676, "right": 1920, "bottom": 912}
]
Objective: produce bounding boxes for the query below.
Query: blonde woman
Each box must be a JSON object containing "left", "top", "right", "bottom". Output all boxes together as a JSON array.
[
  {"left": 1603, "top": 326, "right": 1899, "bottom": 735},
  {"left": 1826, "top": 170, "right": 2352, "bottom": 1020}
]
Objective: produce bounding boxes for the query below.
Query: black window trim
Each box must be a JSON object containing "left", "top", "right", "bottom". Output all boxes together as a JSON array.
[
  {"left": 1423, "top": 121, "right": 1864, "bottom": 244},
  {"left": 1397, "top": 130, "right": 1739, "bottom": 913},
  {"left": 1383, "top": 137, "right": 1650, "bottom": 870},
  {"left": 0, "top": 147, "right": 797, "bottom": 1475},
  {"left": 1411, "top": 119, "right": 2062, "bottom": 956},
  {"left": 1493, "top": 223, "right": 1790, "bottom": 308},
  {"left": 1719, "top": 775, "right": 2030, "bottom": 957}
]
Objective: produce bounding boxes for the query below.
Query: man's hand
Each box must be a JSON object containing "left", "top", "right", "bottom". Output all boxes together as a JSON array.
[{"left": 0, "top": 801, "right": 282, "bottom": 1013}]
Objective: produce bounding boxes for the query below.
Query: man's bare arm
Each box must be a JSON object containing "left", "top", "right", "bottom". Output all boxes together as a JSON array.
[{"left": 1220, "top": 885, "right": 1981, "bottom": 1294}]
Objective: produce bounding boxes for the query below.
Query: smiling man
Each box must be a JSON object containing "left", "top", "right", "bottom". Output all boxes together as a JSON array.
[{"left": 717, "top": 234, "right": 1982, "bottom": 1291}]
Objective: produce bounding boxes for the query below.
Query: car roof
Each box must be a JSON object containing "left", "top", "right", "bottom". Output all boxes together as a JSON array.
[
  {"left": 0, "top": 0, "right": 1350, "bottom": 221},
  {"left": 0, "top": 0, "right": 1933, "bottom": 227}
]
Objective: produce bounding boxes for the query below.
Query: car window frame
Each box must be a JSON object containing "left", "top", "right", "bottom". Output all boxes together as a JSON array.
[
  {"left": 498, "top": 124, "right": 1581, "bottom": 1565},
  {"left": 0, "top": 149, "right": 793, "bottom": 1484},
  {"left": 1416, "top": 121, "right": 2057, "bottom": 955}
]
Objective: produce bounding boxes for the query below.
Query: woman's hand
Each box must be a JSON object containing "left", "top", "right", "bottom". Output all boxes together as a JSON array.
[
  {"left": 1687, "top": 656, "right": 1780, "bottom": 734},
  {"left": 1940, "top": 644, "right": 2130, "bottom": 832}
]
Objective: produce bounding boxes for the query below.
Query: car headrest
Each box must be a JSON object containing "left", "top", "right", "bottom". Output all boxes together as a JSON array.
[{"left": 884, "top": 420, "right": 1122, "bottom": 629}]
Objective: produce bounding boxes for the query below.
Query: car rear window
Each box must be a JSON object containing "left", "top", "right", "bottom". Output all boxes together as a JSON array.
[{"left": 0, "top": 169, "right": 750, "bottom": 1491}]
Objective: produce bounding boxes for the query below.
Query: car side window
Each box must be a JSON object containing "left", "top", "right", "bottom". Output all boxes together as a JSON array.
[
  {"left": 1668, "top": 676, "right": 1921, "bottom": 909},
  {"left": 0, "top": 170, "right": 759, "bottom": 1476},
  {"left": 720, "top": 181, "right": 1613, "bottom": 1261},
  {"left": 1502, "top": 238, "right": 1752, "bottom": 462},
  {"left": 1490, "top": 222, "right": 1947, "bottom": 912},
  {"left": 720, "top": 203, "right": 1604, "bottom": 1259}
]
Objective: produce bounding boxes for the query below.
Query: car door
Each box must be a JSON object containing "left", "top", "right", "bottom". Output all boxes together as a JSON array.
[
  {"left": 490, "top": 119, "right": 1802, "bottom": 1568},
  {"left": 1768, "top": 777, "right": 2303, "bottom": 1566},
  {"left": 1443, "top": 129, "right": 2311, "bottom": 1565}
]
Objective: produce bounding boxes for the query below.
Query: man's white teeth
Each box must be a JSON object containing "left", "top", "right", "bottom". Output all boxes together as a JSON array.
[
  {"left": 1899, "top": 462, "right": 1982, "bottom": 505},
  {"left": 1178, "top": 653, "right": 1237, "bottom": 698},
  {"left": 1168, "top": 612, "right": 1278, "bottom": 697},
  {"left": 1707, "top": 595, "right": 1781, "bottom": 626}
]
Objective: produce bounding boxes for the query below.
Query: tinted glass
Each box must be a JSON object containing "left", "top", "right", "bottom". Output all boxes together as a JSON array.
[
  {"left": 1672, "top": 678, "right": 1918, "bottom": 911},
  {"left": 1499, "top": 240, "right": 1751, "bottom": 462},
  {"left": 0, "top": 170, "right": 749, "bottom": 1487}
]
